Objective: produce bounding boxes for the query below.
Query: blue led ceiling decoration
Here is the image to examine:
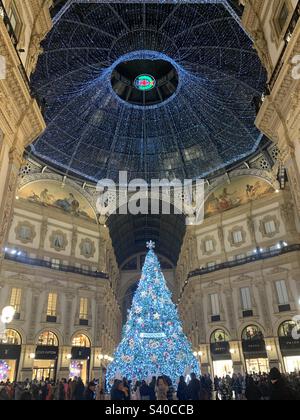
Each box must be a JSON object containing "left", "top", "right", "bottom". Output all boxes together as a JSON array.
[{"left": 31, "top": 0, "right": 266, "bottom": 183}]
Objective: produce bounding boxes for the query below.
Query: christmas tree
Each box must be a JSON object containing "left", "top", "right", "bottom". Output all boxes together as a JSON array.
[{"left": 106, "top": 241, "right": 200, "bottom": 387}]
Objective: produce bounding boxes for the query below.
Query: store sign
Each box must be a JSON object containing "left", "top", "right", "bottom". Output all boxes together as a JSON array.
[
  {"left": 71, "top": 347, "right": 91, "bottom": 360},
  {"left": 279, "top": 336, "right": 300, "bottom": 355},
  {"left": 140, "top": 332, "right": 166, "bottom": 339},
  {"left": 35, "top": 346, "right": 58, "bottom": 360},
  {"left": 242, "top": 339, "right": 267, "bottom": 355},
  {"left": 210, "top": 342, "right": 230, "bottom": 355},
  {"left": 0, "top": 345, "right": 21, "bottom": 360}
]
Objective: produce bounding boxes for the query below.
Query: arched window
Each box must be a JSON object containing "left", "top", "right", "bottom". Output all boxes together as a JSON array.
[
  {"left": 0, "top": 329, "right": 21, "bottom": 345},
  {"left": 72, "top": 333, "right": 90, "bottom": 348},
  {"left": 242, "top": 325, "right": 264, "bottom": 341},
  {"left": 210, "top": 329, "right": 229, "bottom": 344},
  {"left": 38, "top": 331, "right": 59, "bottom": 347},
  {"left": 279, "top": 320, "right": 300, "bottom": 338}
]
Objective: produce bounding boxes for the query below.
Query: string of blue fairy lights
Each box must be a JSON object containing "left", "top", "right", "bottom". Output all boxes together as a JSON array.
[{"left": 31, "top": 1, "right": 266, "bottom": 183}]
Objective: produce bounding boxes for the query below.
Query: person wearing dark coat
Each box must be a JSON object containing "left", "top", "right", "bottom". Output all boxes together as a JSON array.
[
  {"left": 245, "top": 377, "right": 262, "bottom": 401},
  {"left": 140, "top": 381, "right": 151, "bottom": 400},
  {"left": 149, "top": 377, "right": 156, "bottom": 400},
  {"left": 269, "top": 368, "right": 295, "bottom": 401},
  {"left": 187, "top": 373, "right": 201, "bottom": 400},
  {"left": 84, "top": 382, "right": 96, "bottom": 400},
  {"left": 111, "top": 380, "right": 126, "bottom": 401},
  {"left": 74, "top": 378, "right": 85, "bottom": 401},
  {"left": 177, "top": 376, "right": 188, "bottom": 401}
]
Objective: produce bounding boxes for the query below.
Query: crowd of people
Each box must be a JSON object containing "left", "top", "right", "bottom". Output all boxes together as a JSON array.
[
  {"left": 110, "top": 369, "right": 300, "bottom": 401},
  {"left": 0, "top": 368, "right": 300, "bottom": 400},
  {"left": 0, "top": 377, "right": 104, "bottom": 401}
]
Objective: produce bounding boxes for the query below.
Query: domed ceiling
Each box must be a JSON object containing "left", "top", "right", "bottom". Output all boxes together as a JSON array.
[{"left": 30, "top": 0, "right": 267, "bottom": 184}]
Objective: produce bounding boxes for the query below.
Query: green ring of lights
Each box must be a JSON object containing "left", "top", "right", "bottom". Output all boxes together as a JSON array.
[{"left": 134, "top": 74, "right": 156, "bottom": 91}]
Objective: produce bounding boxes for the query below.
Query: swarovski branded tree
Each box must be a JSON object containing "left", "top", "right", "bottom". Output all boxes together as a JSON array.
[{"left": 107, "top": 241, "right": 200, "bottom": 386}]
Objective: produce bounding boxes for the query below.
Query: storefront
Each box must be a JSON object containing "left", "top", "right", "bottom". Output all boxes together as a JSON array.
[
  {"left": 70, "top": 334, "right": 91, "bottom": 383},
  {"left": 242, "top": 325, "right": 269, "bottom": 374},
  {"left": 210, "top": 330, "right": 233, "bottom": 378},
  {"left": 0, "top": 329, "right": 22, "bottom": 382},
  {"left": 279, "top": 321, "right": 300, "bottom": 373},
  {"left": 33, "top": 331, "right": 59, "bottom": 381}
]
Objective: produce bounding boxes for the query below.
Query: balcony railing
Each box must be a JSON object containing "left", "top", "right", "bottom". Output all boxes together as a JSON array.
[
  {"left": 188, "top": 244, "right": 300, "bottom": 279},
  {"left": 4, "top": 252, "right": 109, "bottom": 280}
]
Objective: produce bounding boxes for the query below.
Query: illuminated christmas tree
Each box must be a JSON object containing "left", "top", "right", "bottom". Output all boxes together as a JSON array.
[{"left": 107, "top": 241, "right": 199, "bottom": 387}]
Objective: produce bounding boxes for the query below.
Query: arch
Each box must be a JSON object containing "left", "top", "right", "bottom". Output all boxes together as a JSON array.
[
  {"left": 17, "top": 177, "right": 98, "bottom": 222},
  {"left": 210, "top": 328, "right": 230, "bottom": 344},
  {"left": 0, "top": 329, "right": 22, "bottom": 345},
  {"left": 237, "top": 320, "right": 267, "bottom": 341},
  {"left": 36, "top": 330, "right": 59, "bottom": 347},
  {"left": 241, "top": 324, "right": 265, "bottom": 341},
  {"left": 204, "top": 173, "right": 276, "bottom": 218},
  {"left": 278, "top": 320, "right": 300, "bottom": 338},
  {"left": 71, "top": 332, "right": 91, "bottom": 348}
]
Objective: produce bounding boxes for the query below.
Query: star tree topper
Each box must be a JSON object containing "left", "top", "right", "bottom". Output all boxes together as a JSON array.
[{"left": 146, "top": 240, "right": 155, "bottom": 250}]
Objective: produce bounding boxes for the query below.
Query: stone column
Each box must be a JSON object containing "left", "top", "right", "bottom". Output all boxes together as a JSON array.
[
  {"left": 255, "top": 280, "right": 273, "bottom": 336},
  {"left": 70, "top": 227, "right": 78, "bottom": 265},
  {"left": 0, "top": 147, "right": 23, "bottom": 262}
]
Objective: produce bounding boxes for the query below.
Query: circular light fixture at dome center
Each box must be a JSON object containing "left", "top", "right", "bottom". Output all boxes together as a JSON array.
[
  {"left": 111, "top": 53, "right": 179, "bottom": 107},
  {"left": 134, "top": 74, "right": 156, "bottom": 91}
]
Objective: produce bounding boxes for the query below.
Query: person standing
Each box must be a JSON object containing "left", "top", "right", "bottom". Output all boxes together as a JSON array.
[
  {"left": 156, "top": 377, "right": 169, "bottom": 400},
  {"left": 84, "top": 382, "right": 96, "bottom": 400},
  {"left": 74, "top": 378, "right": 85, "bottom": 401},
  {"left": 187, "top": 373, "right": 201, "bottom": 400},
  {"left": 149, "top": 377, "right": 156, "bottom": 400},
  {"left": 140, "top": 380, "right": 151, "bottom": 400},
  {"left": 177, "top": 376, "right": 188, "bottom": 401},
  {"left": 111, "top": 380, "right": 126, "bottom": 400},
  {"left": 245, "top": 377, "right": 262, "bottom": 401},
  {"left": 269, "top": 368, "right": 295, "bottom": 401}
]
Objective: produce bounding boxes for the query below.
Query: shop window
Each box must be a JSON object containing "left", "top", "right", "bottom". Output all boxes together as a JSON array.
[
  {"left": 279, "top": 320, "right": 300, "bottom": 338},
  {"left": 242, "top": 325, "right": 264, "bottom": 341},
  {"left": 10, "top": 287, "right": 22, "bottom": 316},
  {"left": 72, "top": 334, "right": 90, "bottom": 348},
  {"left": 0, "top": 329, "right": 21, "bottom": 345},
  {"left": 37, "top": 331, "right": 59, "bottom": 347},
  {"left": 211, "top": 329, "right": 229, "bottom": 344}
]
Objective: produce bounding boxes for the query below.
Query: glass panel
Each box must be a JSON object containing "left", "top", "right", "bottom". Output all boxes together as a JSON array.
[
  {"left": 211, "top": 329, "right": 229, "bottom": 343},
  {"left": 72, "top": 334, "right": 90, "bottom": 348},
  {"left": 38, "top": 331, "right": 58, "bottom": 346}
]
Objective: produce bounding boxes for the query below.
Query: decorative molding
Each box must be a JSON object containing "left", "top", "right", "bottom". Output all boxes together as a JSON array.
[
  {"left": 49, "top": 229, "right": 68, "bottom": 252},
  {"left": 227, "top": 226, "right": 247, "bottom": 248},
  {"left": 79, "top": 238, "right": 96, "bottom": 259},
  {"left": 259, "top": 215, "right": 280, "bottom": 238},
  {"left": 14, "top": 220, "right": 36, "bottom": 244},
  {"left": 200, "top": 235, "right": 217, "bottom": 256}
]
